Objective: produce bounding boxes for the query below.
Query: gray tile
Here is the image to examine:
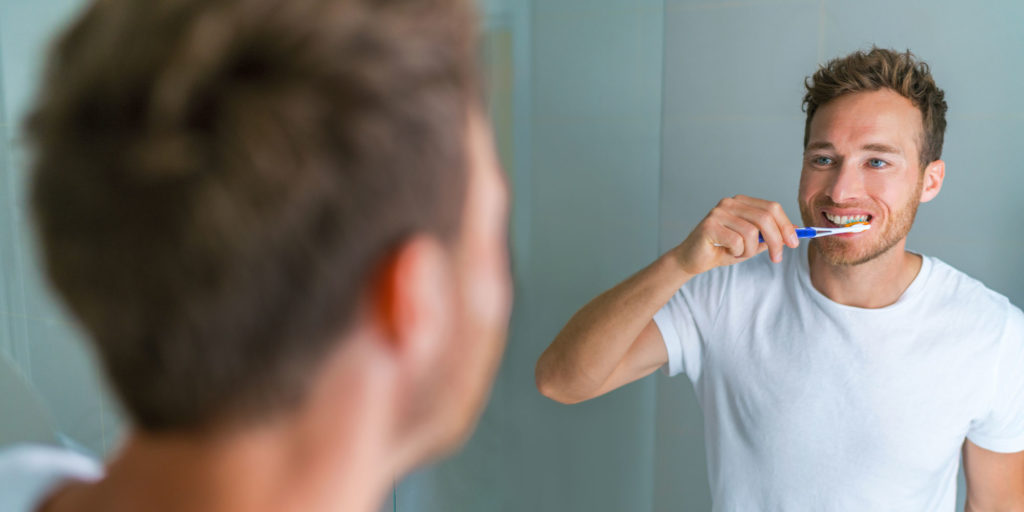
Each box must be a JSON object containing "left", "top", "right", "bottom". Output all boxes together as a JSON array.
[
  {"left": 0, "top": 162, "right": 32, "bottom": 372},
  {"left": 822, "top": 0, "right": 1024, "bottom": 117},
  {"left": 659, "top": 116, "right": 807, "bottom": 252},
  {"left": 908, "top": 118, "right": 1024, "bottom": 306},
  {"left": 663, "top": 2, "right": 819, "bottom": 119},
  {"left": 532, "top": 5, "right": 663, "bottom": 123},
  {"left": 25, "top": 317, "right": 107, "bottom": 455},
  {"left": 0, "top": 0, "right": 89, "bottom": 132},
  {"left": 97, "top": 379, "right": 127, "bottom": 456},
  {"left": 654, "top": 373, "right": 710, "bottom": 511},
  {"left": 531, "top": 118, "right": 661, "bottom": 297}
]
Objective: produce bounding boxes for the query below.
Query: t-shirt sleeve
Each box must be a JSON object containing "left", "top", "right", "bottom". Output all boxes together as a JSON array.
[
  {"left": 653, "top": 265, "right": 728, "bottom": 381},
  {"left": 0, "top": 444, "right": 102, "bottom": 512},
  {"left": 967, "top": 303, "right": 1024, "bottom": 453}
]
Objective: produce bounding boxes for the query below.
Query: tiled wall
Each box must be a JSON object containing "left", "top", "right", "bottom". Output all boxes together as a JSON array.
[{"left": 0, "top": 0, "right": 124, "bottom": 457}]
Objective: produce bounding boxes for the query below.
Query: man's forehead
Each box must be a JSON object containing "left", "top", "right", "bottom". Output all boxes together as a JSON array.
[{"left": 807, "top": 90, "right": 922, "bottom": 153}]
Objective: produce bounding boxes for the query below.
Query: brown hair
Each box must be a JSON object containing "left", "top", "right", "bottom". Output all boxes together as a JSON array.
[
  {"left": 27, "top": 0, "right": 479, "bottom": 431},
  {"left": 803, "top": 47, "right": 947, "bottom": 168}
]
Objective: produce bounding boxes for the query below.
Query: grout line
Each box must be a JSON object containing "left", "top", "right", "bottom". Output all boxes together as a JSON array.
[
  {"left": 0, "top": 83, "right": 35, "bottom": 382},
  {"left": 657, "top": 0, "right": 668, "bottom": 256},
  {"left": 817, "top": 0, "right": 826, "bottom": 63},
  {"left": 666, "top": 0, "right": 816, "bottom": 13},
  {"left": 652, "top": 1, "right": 668, "bottom": 506},
  {"left": 99, "top": 386, "right": 108, "bottom": 454}
]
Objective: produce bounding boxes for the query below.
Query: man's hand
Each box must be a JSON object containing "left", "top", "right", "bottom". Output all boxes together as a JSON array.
[{"left": 673, "top": 195, "right": 800, "bottom": 276}]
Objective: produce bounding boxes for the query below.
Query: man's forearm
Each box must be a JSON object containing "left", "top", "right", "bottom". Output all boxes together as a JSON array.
[
  {"left": 535, "top": 250, "right": 692, "bottom": 402},
  {"left": 965, "top": 498, "right": 1024, "bottom": 512}
]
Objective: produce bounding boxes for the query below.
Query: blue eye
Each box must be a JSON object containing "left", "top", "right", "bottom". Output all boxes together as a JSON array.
[
  {"left": 868, "top": 158, "right": 887, "bottom": 168},
  {"left": 814, "top": 156, "right": 833, "bottom": 166}
]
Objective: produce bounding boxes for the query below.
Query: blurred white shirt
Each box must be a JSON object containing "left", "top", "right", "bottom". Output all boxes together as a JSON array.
[{"left": 0, "top": 444, "right": 102, "bottom": 512}]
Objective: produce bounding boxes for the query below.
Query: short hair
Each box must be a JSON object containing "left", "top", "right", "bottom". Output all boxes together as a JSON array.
[
  {"left": 802, "top": 47, "right": 948, "bottom": 168},
  {"left": 27, "top": 0, "right": 480, "bottom": 431}
]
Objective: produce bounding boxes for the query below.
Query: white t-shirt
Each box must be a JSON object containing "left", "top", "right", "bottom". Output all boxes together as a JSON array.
[
  {"left": 0, "top": 444, "right": 103, "bottom": 512},
  {"left": 654, "top": 244, "right": 1024, "bottom": 511}
]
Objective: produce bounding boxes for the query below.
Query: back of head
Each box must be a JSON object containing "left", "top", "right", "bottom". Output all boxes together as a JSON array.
[
  {"left": 27, "top": 0, "right": 480, "bottom": 432},
  {"left": 803, "top": 47, "right": 948, "bottom": 168}
]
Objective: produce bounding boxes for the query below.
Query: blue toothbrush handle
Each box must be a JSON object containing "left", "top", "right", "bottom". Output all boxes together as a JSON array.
[{"left": 758, "top": 228, "right": 816, "bottom": 243}]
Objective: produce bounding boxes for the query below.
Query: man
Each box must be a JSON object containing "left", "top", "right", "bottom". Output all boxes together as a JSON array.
[
  {"left": 0, "top": 0, "right": 511, "bottom": 511},
  {"left": 536, "top": 48, "right": 1024, "bottom": 510}
]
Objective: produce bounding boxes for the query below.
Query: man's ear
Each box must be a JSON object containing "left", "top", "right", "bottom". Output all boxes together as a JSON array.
[
  {"left": 920, "top": 159, "right": 945, "bottom": 203},
  {"left": 372, "top": 235, "right": 453, "bottom": 373}
]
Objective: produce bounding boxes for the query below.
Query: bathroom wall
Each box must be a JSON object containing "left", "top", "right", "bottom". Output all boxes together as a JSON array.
[{"left": 0, "top": 0, "right": 124, "bottom": 457}]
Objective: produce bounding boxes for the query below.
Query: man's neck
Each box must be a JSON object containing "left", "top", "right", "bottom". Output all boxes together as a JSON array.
[
  {"left": 42, "top": 342, "right": 401, "bottom": 512},
  {"left": 807, "top": 240, "right": 923, "bottom": 309}
]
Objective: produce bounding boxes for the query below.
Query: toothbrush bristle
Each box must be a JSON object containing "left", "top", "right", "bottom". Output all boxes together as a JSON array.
[{"left": 843, "top": 221, "right": 871, "bottom": 232}]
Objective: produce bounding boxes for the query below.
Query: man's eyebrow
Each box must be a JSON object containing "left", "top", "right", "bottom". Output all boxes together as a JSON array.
[
  {"left": 804, "top": 141, "right": 903, "bottom": 155},
  {"left": 861, "top": 143, "right": 902, "bottom": 155},
  {"left": 804, "top": 141, "right": 834, "bottom": 152}
]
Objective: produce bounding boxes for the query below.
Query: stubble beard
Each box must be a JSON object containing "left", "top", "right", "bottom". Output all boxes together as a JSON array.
[{"left": 799, "top": 184, "right": 922, "bottom": 267}]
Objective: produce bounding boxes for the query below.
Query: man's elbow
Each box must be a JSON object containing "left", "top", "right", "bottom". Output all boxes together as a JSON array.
[
  {"left": 536, "top": 377, "right": 583, "bottom": 405},
  {"left": 534, "top": 360, "right": 585, "bottom": 405}
]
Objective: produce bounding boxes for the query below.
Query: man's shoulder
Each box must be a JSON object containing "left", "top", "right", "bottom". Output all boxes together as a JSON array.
[
  {"left": 920, "top": 255, "right": 1024, "bottom": 340},
  {"left": 922, "top": 255, "right": 1012, "bottom": 311},
  {"left": 0, "top": 444, "right": 102, "bottom": 512}
]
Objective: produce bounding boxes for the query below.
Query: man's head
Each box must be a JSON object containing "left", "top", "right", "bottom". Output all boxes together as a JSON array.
[
  {"left": 798, "top": 48, "right": 948, "bottom": 265},
  {"left": 27, "top": 0, "right": 510, "bottom": 466}
]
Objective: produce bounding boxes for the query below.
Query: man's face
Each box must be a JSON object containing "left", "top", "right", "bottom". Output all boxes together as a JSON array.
[
  {"left": 432, "top": 110, "right": 512, "bottom": 449},
  {"left": 798, "top": 89, "right": 927, "bottom": 266}
]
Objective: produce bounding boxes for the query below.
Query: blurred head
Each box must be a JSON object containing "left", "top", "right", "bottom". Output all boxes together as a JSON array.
[
  {"left": 798, "top": 48, "right": 947, "bottom": 265},
  {"left": 27, "top": 0, "right": 510, "bottom": 463}
]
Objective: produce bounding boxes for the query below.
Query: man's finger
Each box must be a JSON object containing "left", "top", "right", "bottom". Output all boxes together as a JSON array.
[
  {"left": 731, "top": 196, "right": 799, "bottom": 247},
  {"left": 730, "top": 202, "right": 786, "bottom": 262}
]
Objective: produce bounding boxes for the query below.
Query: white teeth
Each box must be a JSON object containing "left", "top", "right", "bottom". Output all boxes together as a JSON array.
[{"left": 825, "top": 213, "right": 869, "bottom": 225}]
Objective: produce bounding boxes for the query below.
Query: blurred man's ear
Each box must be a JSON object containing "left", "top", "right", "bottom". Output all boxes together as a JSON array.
[
  {"left": 372, "top": 235, "right": 454, "bottom": 382},
  {"left": 919, "top": 159, "right": 945, "bottom": 203}
]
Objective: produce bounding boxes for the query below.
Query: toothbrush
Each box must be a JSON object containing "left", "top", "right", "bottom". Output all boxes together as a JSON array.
[
  {"left": 713, "top": 222, "right": 871, "bottom": 246},
  {"left": 757, "top": 222, "right": 870, "bottom": 243}
]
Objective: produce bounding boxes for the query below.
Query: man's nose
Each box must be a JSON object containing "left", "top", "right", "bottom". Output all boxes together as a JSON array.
[{"left": 827, "top": 162, "right": 864, "bottom": 204}]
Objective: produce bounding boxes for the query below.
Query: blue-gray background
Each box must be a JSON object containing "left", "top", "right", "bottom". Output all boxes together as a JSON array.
[{"left": 1, "top": 0, "right": 1021, "bottom": 511}]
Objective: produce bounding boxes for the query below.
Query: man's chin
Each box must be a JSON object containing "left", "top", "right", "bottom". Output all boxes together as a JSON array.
[
  {"left": 815, "top": 234, "right": 905, "bottom": 268},
  {"left": 811, "top": 238, "right": 888, "bottom": 267}
]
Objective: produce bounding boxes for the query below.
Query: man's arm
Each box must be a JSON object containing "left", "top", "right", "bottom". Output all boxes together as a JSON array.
[
  {"left": 534, "top": 254, "right": 688, "bottom": 404},
  {"left": 963, "top": 440, "right": 1024, "bottom": 511},
  {"left": 534, "top": 196, "right": 798, "bottom": 404}
]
